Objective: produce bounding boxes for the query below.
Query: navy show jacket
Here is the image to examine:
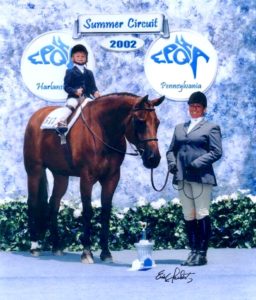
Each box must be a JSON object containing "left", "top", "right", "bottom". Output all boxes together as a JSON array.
[{"left": 64, "top": 66, "right": 98, "bottom": 99}]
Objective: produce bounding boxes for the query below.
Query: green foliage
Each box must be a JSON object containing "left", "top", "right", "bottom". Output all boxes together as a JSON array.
[
  {"left": 0, "top": 202, "right": 30, "bottom": 251},
  {"left": 210, "top": 196, "right": 256, "bottom": 248},
  {"left": 0, "top": 194, "right": 255, "bottom": 251}
]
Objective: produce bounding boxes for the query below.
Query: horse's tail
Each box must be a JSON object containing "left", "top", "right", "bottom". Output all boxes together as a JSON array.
[{"left": 38, "top": 168, "right": 49, "bottom": 237}]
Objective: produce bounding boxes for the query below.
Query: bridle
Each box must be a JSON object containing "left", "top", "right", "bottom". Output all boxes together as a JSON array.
[
  {"left": 80, "top": 105, "right": 158, "bottom": 156},
  {"left": 81, "top": 104, "right": 170, "bottom": 192},
  {"left": 131, "top": 107, "right": 158, "bottom": 144},
  {"left": 132, "top": 107, "right": 171, "bottom": 192},
  {"left": 135, "top": 106, "right": 169, "bottom": 192}
]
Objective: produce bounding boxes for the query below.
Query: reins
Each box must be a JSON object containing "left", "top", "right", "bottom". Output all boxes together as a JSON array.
[
  {"left": 150, "top": 168, "right": 170, "bottom": 192},
  {"left": 80, "top": 105, "right": 140, "bottom": 156},
  {"left": 80, "top": 99, "right": 171, "bottom": 192},
  {"left": 172, "top": 180, "right": 204, "bottom": 200},
  {"left": 151, "top": 169, "right": 204, "bottom": 196}
]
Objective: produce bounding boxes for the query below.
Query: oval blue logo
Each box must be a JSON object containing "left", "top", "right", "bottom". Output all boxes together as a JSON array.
[{"left": 144, "top": 30, "right": 218, "bottom": 101}]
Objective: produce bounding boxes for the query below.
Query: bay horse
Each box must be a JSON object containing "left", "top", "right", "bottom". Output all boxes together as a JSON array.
[{"left": 23, "top": 93, "right": 165, "bottom": 263}]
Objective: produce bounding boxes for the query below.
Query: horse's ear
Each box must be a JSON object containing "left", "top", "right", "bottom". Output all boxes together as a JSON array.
[
  {"left": 136, "top": 95, "right": 149, "bottom": 108},
  {"left": 151, "top": 95, "right": 165, "bottom": 107},
  {"left": 142, "top": 95, "right": 149, "bottom": 102}
]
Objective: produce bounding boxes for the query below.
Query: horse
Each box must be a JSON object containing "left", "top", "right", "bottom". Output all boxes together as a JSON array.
[{"left": 23, "top": 92, "right": 165, "bottom": 263}]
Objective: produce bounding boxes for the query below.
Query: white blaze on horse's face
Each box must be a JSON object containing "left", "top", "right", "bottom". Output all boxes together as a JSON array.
[{"left": 132, "top": 95, "right": 165, "bottom": 169}]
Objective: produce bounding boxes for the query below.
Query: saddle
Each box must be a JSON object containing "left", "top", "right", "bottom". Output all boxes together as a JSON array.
[{"left": 40, "top": 98, "right": 91, "bottom": 144}]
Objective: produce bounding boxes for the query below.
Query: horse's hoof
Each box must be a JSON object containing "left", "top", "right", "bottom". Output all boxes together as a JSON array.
[
  {"left": 52, "top": 249, "right": 64, "bottom": 256},
  {"left": 100, "top": 251, "right": 113, "bottom": 263},
  {"left": 30, "top": 249, "right": 41, "bottom": 257},
  {"left": 81, "top": 249, "right": 94, "bottom": 264}
]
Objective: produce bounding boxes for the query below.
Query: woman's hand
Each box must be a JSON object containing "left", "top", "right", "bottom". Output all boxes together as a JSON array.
[{"left": 168, "top": 164, "right": 178, "bottom": 174}]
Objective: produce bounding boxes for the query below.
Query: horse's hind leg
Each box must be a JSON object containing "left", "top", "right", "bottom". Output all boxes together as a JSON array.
[
  {"left": 48, "top": 173, "right": 69, "bottom": 255},
  {"left": 27, "top": 167, "right": 48, "bottom": 256}
]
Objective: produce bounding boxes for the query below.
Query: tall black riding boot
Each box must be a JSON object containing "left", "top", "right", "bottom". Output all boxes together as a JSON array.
[
  {"left": 181, "top": 219, "right": 198, "bottom": 266},
  {"left": 192, "top": 216, "right": 211, "bottom": 266}
]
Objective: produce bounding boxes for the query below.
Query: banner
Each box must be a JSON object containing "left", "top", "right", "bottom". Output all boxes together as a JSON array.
[{"left": 74, "top": 14, "right": 169, "bottom": 38}]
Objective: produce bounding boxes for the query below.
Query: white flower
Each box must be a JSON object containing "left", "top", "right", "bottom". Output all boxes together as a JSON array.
[
  {"left": 92, "top": 199, "right": 101, "bottom": 208},
  {"left": 115, "top": 213, "right": 124, "bottom": 219},
  {"left": 248, "top": 194, "right": 256, "bottom": 203},
  {"left": 229, "top": 192, "right": 238, "bottom": 200},
  {"left": 2, "top": 197, "right": 13, "bottom": 204},
  {"left": 237, "top": 189, "right": 250, "bottom": 194},
  {"left": 151, "top": 198, "right": 166, "bottom": 209},
  {"left": 0, "top": 198, "right": 7, "bottom": 205},
  {"left": 59, "top": 205, "right": 65, "bottom": 211},
  {"left": 150, "top": 201, "right": 158, "bottom": 209},
  {"left": 73, "top": 209, "right": 82, "bottom": 218},
  {"left": 62, "top": 199, "right": 70, "bottom": 207},
  {"left": 19, "top": 197, "right": 27, "bottom": 203},
  {"left": 136, "top": 196, "right": 147, "bottom": 207},
  {"left": 213, "top": 195, "right": 230, "bottom": 203},
  {"left": 123, "top": 207, "right": 130, "bottom": 214},
  {"left": 213, "top": 191, "right": 248, "bottom": 203},
  {"left": 171, "top": 197, "right": 181, "bottom": 205}
]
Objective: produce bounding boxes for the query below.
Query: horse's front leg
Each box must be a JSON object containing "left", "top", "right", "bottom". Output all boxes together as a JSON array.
[
  {"left": 48, "top": 174, "right": 69, "bottom": 255},
  {"left": 99, "top": 170, "right": 120, "bottom": 263},
  {"left": 80, "top": 172, "right": 94, "bottom": 264}
]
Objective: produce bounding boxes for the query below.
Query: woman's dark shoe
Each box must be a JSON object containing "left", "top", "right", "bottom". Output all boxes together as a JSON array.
[
  {"left": 181, "top": 250, "right": 197, "bottom": 266},
  {"left": 189, "top": 251, "right": 207, "bottom": 266}
]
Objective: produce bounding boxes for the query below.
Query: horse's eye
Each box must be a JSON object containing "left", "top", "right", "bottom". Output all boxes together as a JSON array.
[{"left": 134, "top": 118, "right": 146, "bottom": 131}]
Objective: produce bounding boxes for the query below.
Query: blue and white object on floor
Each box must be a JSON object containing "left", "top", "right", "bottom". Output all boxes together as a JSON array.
[
  {"left": 129, "top": 258, "right": 156, "bottom": 271},
  {"left": 129, "top": 238, "right": 156, "bottom": 271}
]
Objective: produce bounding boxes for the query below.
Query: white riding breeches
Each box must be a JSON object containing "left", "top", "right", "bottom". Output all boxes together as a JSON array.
[
  {"left": 66, "top": 97, "right": 79, "bottom": 109},
  {"left": 40, "top": 97, "right": 90, "bottom": 130},
  {"left": 59, "top": 98, "right": 80, "bottom": 122}
]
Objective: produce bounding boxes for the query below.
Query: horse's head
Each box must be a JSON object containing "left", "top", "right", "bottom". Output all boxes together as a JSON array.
[{"left": 126, "top": 95, "right": 165, "bottom": 169}]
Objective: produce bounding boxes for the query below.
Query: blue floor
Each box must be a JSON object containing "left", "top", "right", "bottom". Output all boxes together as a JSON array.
[{"left": 0, "top": 249, "right": 255, "bottom": 300}]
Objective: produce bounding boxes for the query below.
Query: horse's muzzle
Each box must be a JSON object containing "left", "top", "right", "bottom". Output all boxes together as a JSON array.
[{"left": 142, "top": 149, "right": 161, "bottom": 169}]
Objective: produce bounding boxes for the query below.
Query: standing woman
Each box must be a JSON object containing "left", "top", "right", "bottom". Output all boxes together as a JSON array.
[{"left": 166, "top": 91, "right": 222, "bottom": 266}]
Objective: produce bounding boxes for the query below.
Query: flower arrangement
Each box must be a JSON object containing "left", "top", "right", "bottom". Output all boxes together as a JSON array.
[{"left": 0, "top": 191, "right": 255, "bottom": 251}]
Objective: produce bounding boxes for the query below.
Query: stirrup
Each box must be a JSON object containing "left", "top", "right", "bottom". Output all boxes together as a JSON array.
[{"left": 56, "top": 121, "right": 68, "bottom": 135}]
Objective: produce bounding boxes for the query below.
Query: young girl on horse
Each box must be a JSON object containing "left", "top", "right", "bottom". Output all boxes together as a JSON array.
[{"left": 57, "top": 44, "right": 100, "bottom": 132}]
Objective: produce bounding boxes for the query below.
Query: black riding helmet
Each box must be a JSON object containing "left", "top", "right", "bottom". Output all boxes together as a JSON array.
[
  {"left": 188, "top": 91, "right": 207, "bottom": 108},
  {"left": 71, "top": 44, "right": 88, "bottom": 57}
]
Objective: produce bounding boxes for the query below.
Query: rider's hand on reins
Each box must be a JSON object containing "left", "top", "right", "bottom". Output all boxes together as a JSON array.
[{"left": 168, "top": 164, "right": 178, "bottom": 174}]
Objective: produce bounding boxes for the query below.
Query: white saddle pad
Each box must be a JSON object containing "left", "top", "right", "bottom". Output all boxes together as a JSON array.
[
  {"left": 40, "top": 107, "right": 67, "bottom": 129},
  {"left": 40, "top": 98, "right": 91, "bottom": 134}
]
